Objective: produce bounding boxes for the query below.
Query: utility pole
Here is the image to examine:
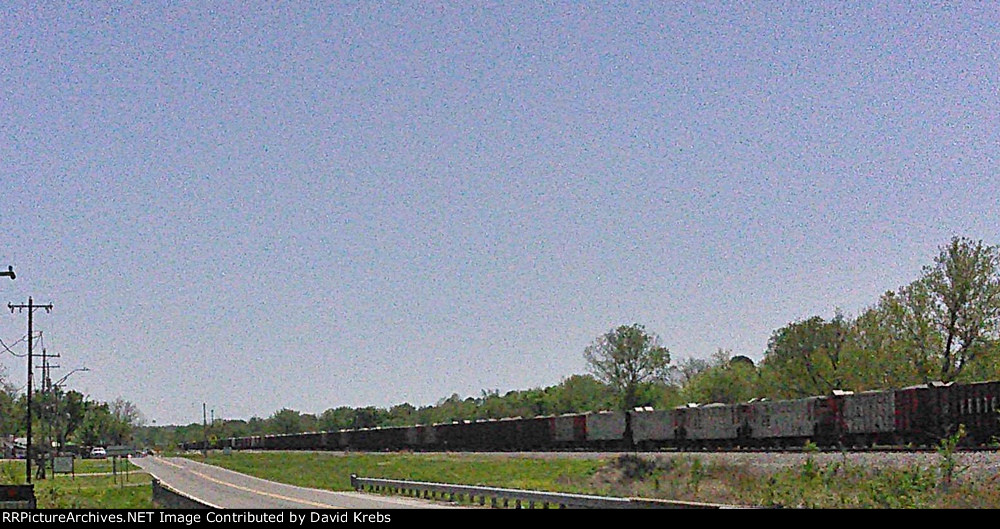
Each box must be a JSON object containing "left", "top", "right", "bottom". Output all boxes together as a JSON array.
[
  {"left": 203, "top": 403, "right": 208, "bottom": 455},
  {"left": 8, "top": 297, "right": 53, "bottom": 484},
  {"left": 38, "top": 344, "right": 61, "bottom": 393},
  {"left": 36, "top": 344, "right": 60, "bottom": 479}
]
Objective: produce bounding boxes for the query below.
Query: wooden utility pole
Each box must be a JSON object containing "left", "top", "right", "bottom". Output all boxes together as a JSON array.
[{"left": 8, "top": 298, "right": 53, "bottom": 484}]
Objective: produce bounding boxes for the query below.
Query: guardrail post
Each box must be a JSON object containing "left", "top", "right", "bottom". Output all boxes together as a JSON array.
[{"left": 350, "top": 474, "right": 358, "bottom": 490}]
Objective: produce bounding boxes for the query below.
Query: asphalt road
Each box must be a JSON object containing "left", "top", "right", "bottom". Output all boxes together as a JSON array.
[{"left": 132, "top": 456, "right": 455, "bottom": 509}]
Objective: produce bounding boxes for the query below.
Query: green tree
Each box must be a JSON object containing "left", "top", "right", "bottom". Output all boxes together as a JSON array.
[
  {"left": 850, "top": 296, "right": 929, "bottom": 389},
  {"left": 553, "top": 374, "right": 613, "bottom": 413},
  {"left": 268, "top": 408, "right": 303, "bottom": 435},
  {"left": 0, "top": 374, "right": 19, "bottom": 437},
  {"left": 922, "top": 237, "right": 1000, "bottom": 381},
  {"left": 858, "top": 237, "right": 1000, "bottom": 384},
  {"left": 78, "top": 401, "right": 131, "bottom": 446},
  {"left": 386, "top": 403, "right": 417, "bottom": 426},
  {"left": 319, "top": 407, "right": 356, "bottom": 431},
  {"left": 110, "top": 398, "right": 144, "bottom": 430},
  {"left": 669, "top": 357, "right": 712, "bottom": 387},
  {"left": 583, "top": 324, "right": 671, "bottom": 410},
  {"left": 37, "top": 389, "right": 88, "bottom": 451},
  {"left": 681, "top": 349, "right": 759, "bottom": 404},
  {"left": 759, "top": 314, "right": 850, "bottom": 398},
  {"left": 352, "top": 406, "right": 387, "bottom": 429}
]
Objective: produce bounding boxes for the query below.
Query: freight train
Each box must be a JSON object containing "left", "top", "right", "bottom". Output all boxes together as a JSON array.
[{"left": 184, "top": 379, "right": 1000, "bottom": 452}]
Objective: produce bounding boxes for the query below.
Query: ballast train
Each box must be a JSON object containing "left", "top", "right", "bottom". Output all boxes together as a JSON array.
[{"left": 186, "top": 379, "right": 1000, "bottom": 452}]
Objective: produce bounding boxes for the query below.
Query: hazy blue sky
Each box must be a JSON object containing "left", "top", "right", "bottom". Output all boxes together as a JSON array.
[{"left": 2, "top": 2, "right": 998, "bottom": 425}]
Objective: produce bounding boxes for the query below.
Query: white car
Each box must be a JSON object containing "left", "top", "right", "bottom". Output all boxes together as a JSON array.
[{"left": 90, "top": 447, "right": 107, "bottom": 459}]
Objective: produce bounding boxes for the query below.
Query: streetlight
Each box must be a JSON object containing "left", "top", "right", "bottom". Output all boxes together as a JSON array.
[
  {"left": 45, "top": 367, "right": 89, "bottom": 478},
  {"left": 1, "top": 265, "right": 14, "bottom": 279},
  {"left": 53, "top": 367, "right": 90, "bottom": 389}
]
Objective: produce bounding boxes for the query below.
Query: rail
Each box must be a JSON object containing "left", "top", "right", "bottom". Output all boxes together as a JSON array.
[{"left": 350, "top": 475, "right": 744, "bottom": 509}]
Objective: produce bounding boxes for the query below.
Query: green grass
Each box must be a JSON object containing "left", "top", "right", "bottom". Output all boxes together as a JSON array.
[
  {"left": 192, "top": 452, "right": 609, "bottom": 495},
  {"left": 1, "top": 459, "right": 153, "bottom": 508},
  {"left": 36, "top": 474, "right": 153, "bottom": 509},
  {"left": 187, "top": 450, "right": 1000, "bottom": 508},
  {"left": 9, "top": 450, "right": 996, "bottom": 509}
]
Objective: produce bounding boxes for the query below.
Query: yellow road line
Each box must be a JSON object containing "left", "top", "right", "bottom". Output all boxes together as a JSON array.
[{"left": 154, "top": 458, "right": 334, "bottom": 508}]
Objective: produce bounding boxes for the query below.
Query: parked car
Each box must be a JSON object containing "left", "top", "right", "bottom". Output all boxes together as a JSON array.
[{"left": 90, "top": 446, "right": 107, "bottom": 459}]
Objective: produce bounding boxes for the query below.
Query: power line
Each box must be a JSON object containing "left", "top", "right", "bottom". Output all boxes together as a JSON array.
[{"left": 1, "top": 335, "right": 29, "bottom": 357}]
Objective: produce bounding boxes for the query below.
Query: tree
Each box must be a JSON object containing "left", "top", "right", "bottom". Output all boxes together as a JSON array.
[
  {"left": 759, "top": 314, "right": 850, "bottom": 398},
  {"left": 110, "top": 398, "right": 145, "bottom": 429},
  {"left": 38, "top": 389, "right": 88, "bottom": 451},
  {"left": 921, "top": 237, "right": 1000, "bottom": 381},
  {"left": 387, "top": 403, "right": 417, "bottom": 426},
  {"left": 669, "top": 357, "right": 712, "bottom": 387},
  {"left": 268, "top": 408, "right": 303, "bottom": 435},
  {"left": 859, "top": 237, "right": 1000, "bottom": 384},
  {"left": 319, "top": 407, "right": 356, "bottom": 432},
  {"left": 553, "top": 374, "right": 613, "bottom": 414},
  {"left": 851, "top": 292, "right": 932, "bottom": 389},
  {"left": 78, "top": 401, "right": 131, "bottom": 446},
  {"left": 0, "top": 372, "right": 19, "bottom": 437},
  {"left": 681, "top": 349, "right": 759, "bottom": 404},
  {"left": 583, "top": 324, "right": 671, "bottom": 410}
]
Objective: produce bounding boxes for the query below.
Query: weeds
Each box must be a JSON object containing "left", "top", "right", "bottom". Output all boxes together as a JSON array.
[
  {"left": 686, "top": 457, "right": 705, "bottom": 493},
  {"left": 937, "top": 424, "right": 967, "bottom": 490}
]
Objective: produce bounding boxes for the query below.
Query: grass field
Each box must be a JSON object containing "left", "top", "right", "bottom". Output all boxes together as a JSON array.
[
  {"left": 193, "top": 451, "right": 609, "bottom": 494},
  {"left": 188, "top": 450, "right": 1000, "bottom": 508},
  {"left": 4, "top": 449, "right": 1000, "bottom": 508},
  {"left": 0, "top": 458, "right": 153, "bottom": 509}
]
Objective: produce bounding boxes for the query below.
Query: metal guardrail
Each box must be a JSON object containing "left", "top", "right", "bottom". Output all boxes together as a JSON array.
[{"left": 350, "top": 475, "right": 744, "bottom": 509}]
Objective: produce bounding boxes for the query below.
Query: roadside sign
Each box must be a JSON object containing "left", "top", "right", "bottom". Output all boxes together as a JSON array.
[
  {"left": 53, "top": 456, "right": 74, "bottom": 475},
  {"left": 106, "top": 445, "right": 134, "bottom": 457}
]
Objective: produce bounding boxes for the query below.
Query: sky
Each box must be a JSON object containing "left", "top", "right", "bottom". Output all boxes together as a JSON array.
[{"left": 2, "top": 2, "right": 998, "bottom": 426}]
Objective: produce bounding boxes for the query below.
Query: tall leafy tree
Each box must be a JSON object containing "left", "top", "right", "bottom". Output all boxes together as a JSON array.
[
  {"left": 110, "top": 398, "right": 145, "bottom": 430},
  {"left": 922, "top": 237, "right": 1000, "bottom": 381},
  {"left": 40, "top": 389, "right": 88, "bottom": 451},
  {"left": 584, "top": 324, "right": 671, "bottom": 410},
  {"left": 681, "top": 349, "right": 759, "bottom": 404},
  {"left": 0, "top": 374, "right": 19, "bottom": 437},
  {"left": 78, "top": 401, "right": 131, "bottom": 446},
  {"left": 851, "top": 292, "right": 933, "bottom": 389},
  {"left": 759, "top": 314, "right": 850, "bottom": 398},
  {"left": 554, "top": 374, "right": 613, "bottom": 413},
  {"left": 319, "top": 407, "right": 357, "bottom": 431},
  {"left": 268, "top": 408, "right": 303, "bottom": 435},
  {"left": 859, "top": 237, "right": 1000, "bottom": 384}
]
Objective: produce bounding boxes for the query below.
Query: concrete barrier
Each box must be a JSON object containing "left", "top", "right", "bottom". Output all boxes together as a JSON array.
[{"left": 151, "top": 479, "right": 217, "bottom": 509}]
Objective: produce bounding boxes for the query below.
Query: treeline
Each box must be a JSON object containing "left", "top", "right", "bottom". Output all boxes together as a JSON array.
[
  {"left": 142, "top": 236, "right": 1000, "bottom": 449},
  {"left": 0, "top": 384, "right": 143, "bottom": 451},
  {"left": 662, "top": 237, "right": 1000, "bottom": 404},
  {"left": 135, "top": 374, "right": 629, "bottom": 449}
]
